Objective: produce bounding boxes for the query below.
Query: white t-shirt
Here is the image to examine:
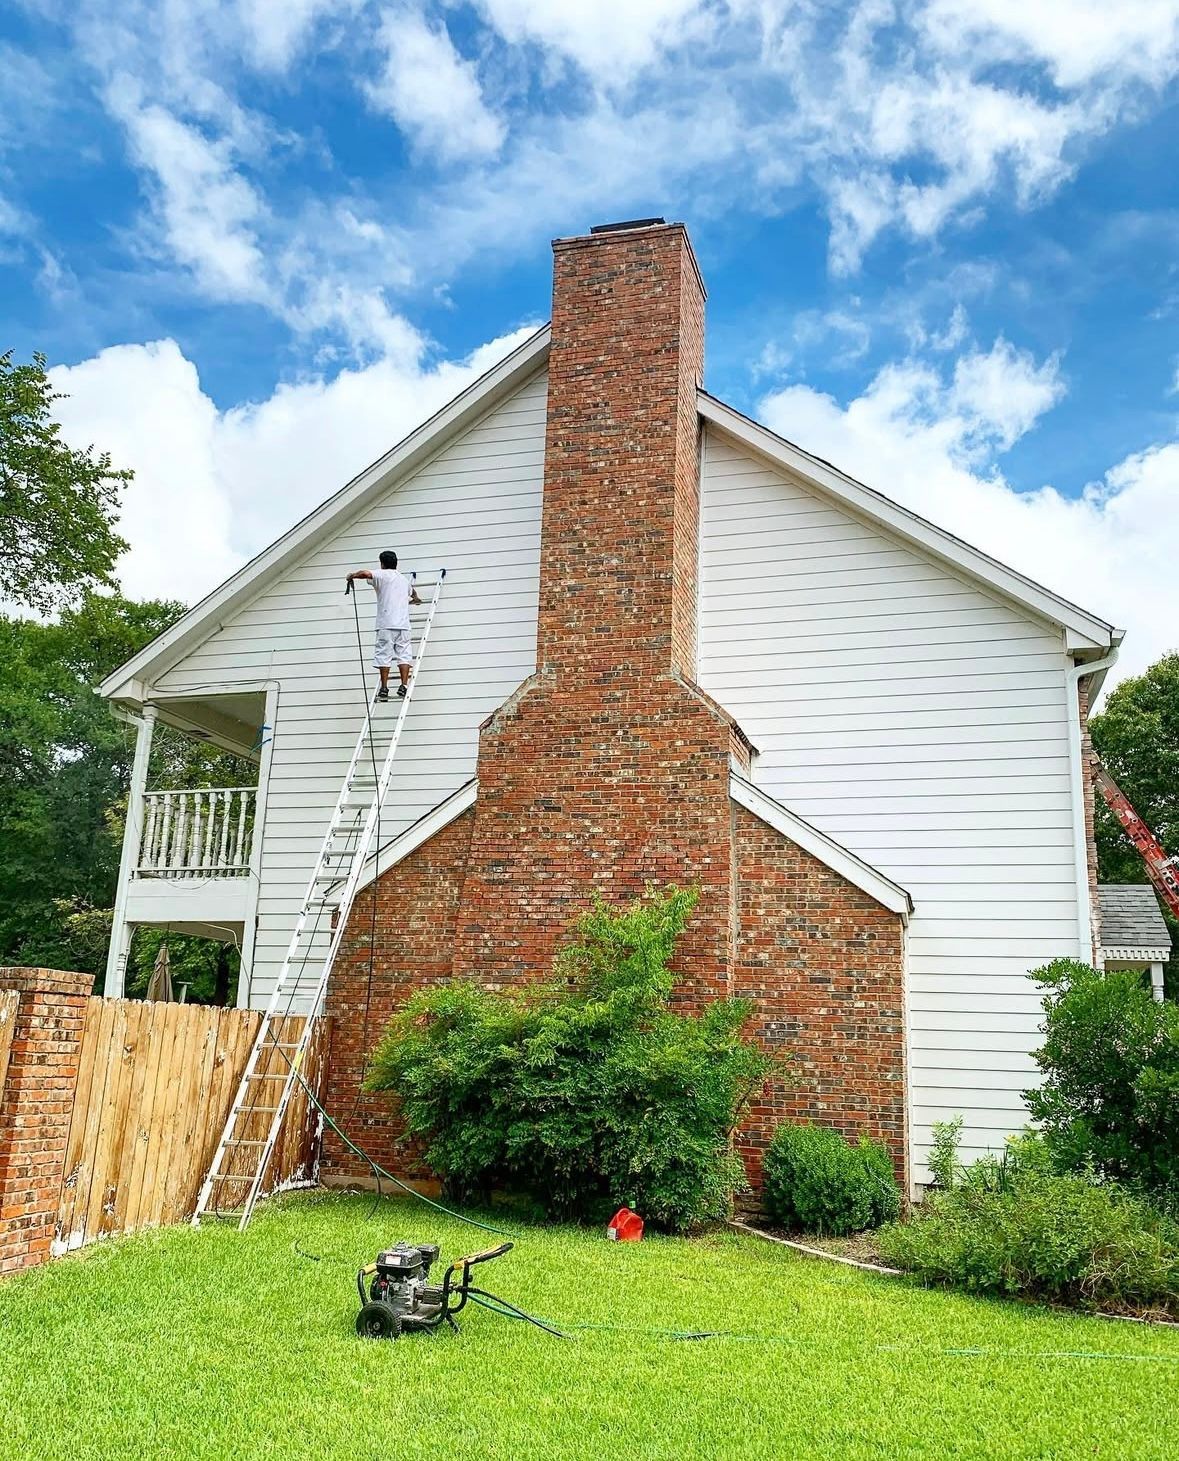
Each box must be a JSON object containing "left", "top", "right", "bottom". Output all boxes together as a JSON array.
[{"left": 371, "top": 568, "right": 411, "bottom": 630}]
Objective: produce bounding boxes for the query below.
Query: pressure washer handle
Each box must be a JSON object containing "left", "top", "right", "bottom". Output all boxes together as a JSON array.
[{"left": 453, "top": 1242, "right": 513, "bottom": 1271}]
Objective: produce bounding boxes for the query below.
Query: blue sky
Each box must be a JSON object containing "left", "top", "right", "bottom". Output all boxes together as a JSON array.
[{"left": 2, "top": 1, "right": 1178, "bottom": 677}]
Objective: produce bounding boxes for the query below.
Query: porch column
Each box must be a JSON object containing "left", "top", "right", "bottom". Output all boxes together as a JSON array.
[
  {"left": 104, "top": 706, "right": 157, "bottom": 998},
  {"left": 1151, "top": 962, "right": 1165, "bottom": 1003}
]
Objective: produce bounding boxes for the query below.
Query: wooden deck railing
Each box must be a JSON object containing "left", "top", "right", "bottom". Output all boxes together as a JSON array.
[{"left": 136, "top": 787, "right": 256, "bottom": 878}]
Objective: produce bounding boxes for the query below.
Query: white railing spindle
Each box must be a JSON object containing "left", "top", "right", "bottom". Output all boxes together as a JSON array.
[{"left": 135, "top": 787, "right": 256, "bottom": 879}]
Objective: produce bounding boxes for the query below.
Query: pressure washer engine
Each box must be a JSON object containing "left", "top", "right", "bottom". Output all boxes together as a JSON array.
[{"left": 355, "top": 1240, "right": 516, "bottom": 1340}]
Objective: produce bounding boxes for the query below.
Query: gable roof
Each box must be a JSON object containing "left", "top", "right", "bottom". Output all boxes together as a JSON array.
[
  {"left": 1098, "top": 884, "right": 1171, "bottom": 959},
  {"left": 101, "top": 322, "right": 1120, "bottom": 703},
  {"left": 698, "top": 391, "right": 1120, "bottom": 657},
  {"left": 99, "top": 325, "right": 552, "bottom": 702}
]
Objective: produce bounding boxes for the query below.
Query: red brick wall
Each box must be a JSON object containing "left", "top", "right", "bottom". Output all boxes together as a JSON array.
[
  {"left": 732, "top": 807, "right": 907, "bottom": 1187},
  {"left": 0, "top": 968, "right": 92, "bottom": 1273},
  {"left": 321, "top": 810, "right": 474, "bottom": 1184}
]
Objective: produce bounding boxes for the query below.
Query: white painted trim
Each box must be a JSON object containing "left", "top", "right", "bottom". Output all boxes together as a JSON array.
[
  {"left": 344, "top": 779, "right": 478, "bottom": 896},
  {"left": 698, "top": 397, "right": 1120, "bottom": 650},
  {"left": 1152, "top": 963, "right": 1166, "bottom": 1002},
  {"left": 104, "top": 706, "right": 157, "bottom": 996},
  {"left": 730, "top": 772, "right": 912, "bottom": 917},
  {"left": 1067, "top": 650, "right": 1120, "bottom": 962},
  {"left": 238, "top": 681, "right": 279, "bottom": 1009},
  {"left": 1101, "top": 946, "right": 1172, "bottom": 963},
  {"left": 99, "top": 328, "right": 552, "bottom": 703}
]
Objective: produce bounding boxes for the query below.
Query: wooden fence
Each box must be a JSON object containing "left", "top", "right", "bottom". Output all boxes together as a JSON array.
[{"left": 53, "top": 999, "right": 329, "bottom": 1255}]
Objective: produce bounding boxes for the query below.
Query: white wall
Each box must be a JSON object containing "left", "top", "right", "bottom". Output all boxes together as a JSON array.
[
  {"left": 152, "top": 370, "right": 547, "bottom": 1011},
  {"left": 697, "top": 426, "right": 1077, "bottom": 1175}
]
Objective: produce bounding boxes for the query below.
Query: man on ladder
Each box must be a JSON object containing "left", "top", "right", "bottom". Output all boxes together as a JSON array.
[{"left": 346, "top": 550, "right": 421, "bottom": 701}]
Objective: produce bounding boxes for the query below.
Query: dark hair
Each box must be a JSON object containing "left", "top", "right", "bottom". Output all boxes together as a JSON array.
[{"left": 379, "top": 550, "right": 398, "bottom": 569}]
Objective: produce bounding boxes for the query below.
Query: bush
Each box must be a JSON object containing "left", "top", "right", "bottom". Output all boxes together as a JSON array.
[
  {"left": 363, "top": 886, "right": 776, "bottom": 1231},
  {"left": 879, "top": 1164, "right": 1179, "bottom": 1314},
  {"left": 1025, "top": 957, "right": 1179, "bottom": 1209},
  {"left": 763, "top": 1122, "right": 900, "bottom": 1236}
]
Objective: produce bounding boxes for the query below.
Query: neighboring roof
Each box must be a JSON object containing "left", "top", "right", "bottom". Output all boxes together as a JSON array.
[
  {"left": 731, "top": 774, "right": 912, "bottom": 919},
  {"left": 1098, "top": 884, "right": 1172, "bottom": 960},
  {"left": 697, "top": 391, "right": 1121, "bottom": 656},
  {"left": 99, "top": 326, "right": 553, "bottom": 702},
  {"left": 343, "top": 772, "right": 911, "bottom": 920}
]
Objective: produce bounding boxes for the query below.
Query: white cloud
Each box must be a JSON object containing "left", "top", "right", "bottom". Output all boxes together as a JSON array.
[
  {"left": 758, "top": 339, "right": 1176, "bottom": 684},
  {"left": 366, "top": 8, "right": 505, "bottom": 161},
  {"left": 472, "top": 0, "right": 707, "bottom": 79},
  {"left": 47, "top": 326, "right": 538, "bottom": 605},
  {"left": 42, "top": 0, "right": 1179, "bottom": 328},
  {"left": 106, "top": 78, "right": 271, "bottom": 305},
  {"left": 237, "top": 0, "right": 358, "bottom": 71},
  {"left": 922, "top": 0, "right": 1179, "bottom": 90}
]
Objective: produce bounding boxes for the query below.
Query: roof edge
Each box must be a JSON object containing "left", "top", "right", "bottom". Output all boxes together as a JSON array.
[
  {"left": 698, "top": 391, "right": 1118, "bottom": 649},
  {"left": 730, "top": 772, "right": 912, "bottom": 918},
  {"left": 343, "top": 779, "right": 478, "bottom": 897},
  {"left": 101, "top": 325, "right": 553, "bottom": 701}
]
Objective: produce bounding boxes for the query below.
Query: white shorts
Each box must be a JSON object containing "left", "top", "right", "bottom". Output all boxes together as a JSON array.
[{"left": 374, "top": 627, "right": 413, "bottom": 668}]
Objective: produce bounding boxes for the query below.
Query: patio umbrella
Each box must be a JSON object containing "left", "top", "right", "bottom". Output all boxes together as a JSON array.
[{"left": 146, "top": 942, "right": 173, "bottom": 1002}]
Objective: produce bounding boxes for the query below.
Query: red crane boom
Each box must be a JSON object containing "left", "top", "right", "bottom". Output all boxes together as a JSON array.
[{"left": 1094, "top": 765, "right": 1179, "bottom": 922}]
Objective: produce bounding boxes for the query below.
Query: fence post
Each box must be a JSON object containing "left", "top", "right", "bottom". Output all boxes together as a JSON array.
[{"left": 0, "top": 968, "right": 93, "bottom": 1275}]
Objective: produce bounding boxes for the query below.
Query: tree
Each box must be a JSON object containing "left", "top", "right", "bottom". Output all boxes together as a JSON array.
[
  {"left": 0, "top": 350, "right": 130, "bottom": 613},
  {"left": 1091, "top": 653, "right": 1179, "bottom": 991},
  {"left": 0, "top": 592, "right": 253, "bottom": 998}
]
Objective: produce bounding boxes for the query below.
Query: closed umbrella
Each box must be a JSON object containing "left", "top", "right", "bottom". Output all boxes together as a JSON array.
[{"left": 146, "top": 942, "right": 173, "bottom": 1002}]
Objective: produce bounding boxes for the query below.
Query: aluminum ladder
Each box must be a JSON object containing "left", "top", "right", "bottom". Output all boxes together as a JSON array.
[{"left": 192, "top": 569, "right": 447, "bottom": 1230}]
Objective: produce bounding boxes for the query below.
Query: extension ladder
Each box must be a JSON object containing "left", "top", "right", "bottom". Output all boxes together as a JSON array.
[{"left": 192, "top": 570, "right": 447, "bottom": 1230}]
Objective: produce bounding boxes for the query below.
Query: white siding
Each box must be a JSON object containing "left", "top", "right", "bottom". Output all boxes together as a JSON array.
[
  {"left": 698, "top": 427, "right": 1077, "bottom": 1175},
  {"left": 152, "top": 371, "right": 547, "bottom": 1011}
]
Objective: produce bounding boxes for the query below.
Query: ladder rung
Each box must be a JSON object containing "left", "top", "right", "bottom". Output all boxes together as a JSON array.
[
  {"left": 245, "top": 1072, "right": 287, "bottom": 1081},
  {"left": 224, "top": 1139, "right": 269, "bottom": 1147}
]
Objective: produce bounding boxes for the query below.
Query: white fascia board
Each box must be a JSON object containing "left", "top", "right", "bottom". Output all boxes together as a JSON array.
[
  {"left": 100, "top": 327, "right": 553, "bottom": 704},
  {"left": 731, "top": 772, "right": 912, "bottom": 919},
  {"left": 1101, "top": 945, "right": 1172, "bottom": 964},
  {"left": 342, "top": 779, "right": 478, "bottom": 897},
  {"left": 698, "top": 393, "right": 1119, "bottom": 651}
]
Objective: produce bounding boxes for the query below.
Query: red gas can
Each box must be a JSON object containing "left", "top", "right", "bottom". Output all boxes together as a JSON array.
[{"left": 606, "top": 1207, "right": 644, "bottom": 1242}]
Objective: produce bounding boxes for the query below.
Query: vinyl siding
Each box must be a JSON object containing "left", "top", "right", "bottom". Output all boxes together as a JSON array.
[
  {"left": 698, "top": 426, "right": 1078, "bottom": 1176},
  {"left": 152, "top": 370, "right": 547, "bottom": 1011}
]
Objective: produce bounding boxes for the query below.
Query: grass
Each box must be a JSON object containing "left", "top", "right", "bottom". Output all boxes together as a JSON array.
[{"left": 3, "top": 1192, "right": 1179, "bottom": 1460}]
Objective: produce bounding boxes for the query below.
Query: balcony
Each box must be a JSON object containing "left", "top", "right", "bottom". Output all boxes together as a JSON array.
[
  {"left": 123, "top": 785, "right": 258, "bottom": 934},
  {"left": 136, "top": 787, "right": 256, "bottom": 879}
]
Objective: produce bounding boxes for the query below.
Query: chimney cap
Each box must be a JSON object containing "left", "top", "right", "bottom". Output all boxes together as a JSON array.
[{"left": 588, "top": 218, "right": 667, "bottom": 234}]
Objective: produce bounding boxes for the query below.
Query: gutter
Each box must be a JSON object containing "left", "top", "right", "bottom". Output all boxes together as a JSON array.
[{"left": 1066, "top": 647, "right": 1120, "bottom": 963}]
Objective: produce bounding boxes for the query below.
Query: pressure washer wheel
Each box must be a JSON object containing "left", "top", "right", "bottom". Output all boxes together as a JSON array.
[{"left": 356, "top": 1301, "right": 402, "bottom": 1341}]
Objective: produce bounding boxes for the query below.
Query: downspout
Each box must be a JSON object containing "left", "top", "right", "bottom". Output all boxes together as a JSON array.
[{"left": 1066, "top": 648, "right": 1119, "bottom": 964}]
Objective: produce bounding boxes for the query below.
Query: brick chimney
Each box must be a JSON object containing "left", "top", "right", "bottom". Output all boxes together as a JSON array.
[
  {"left": 450, "top": 220, "right": 750, "bottom": 990},
  {"left": 538, "top": 221, "right": 706, "bottom": 681}
]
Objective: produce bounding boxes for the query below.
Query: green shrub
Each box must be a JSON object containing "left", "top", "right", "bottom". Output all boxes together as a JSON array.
[
  {"left": 763, "top": 1122, "right": 900, "bottom": 1236},
  {"left": 926, "top": 1116, "right": 964, "bottom": 1190},
  {"left": 879, "top": 1165, "right": 1179, "bottom": 1314},
  {"left": 1025, "top": 957, "right": 1179, "bottom": 1209},
  {"left": 363, "top": 886, "right": 776, "bottom": 1231}
]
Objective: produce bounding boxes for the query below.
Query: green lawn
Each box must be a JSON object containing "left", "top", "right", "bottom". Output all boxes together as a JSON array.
[{"left": 2, "top": 1192, "right": 1178, "bottom": 1460}]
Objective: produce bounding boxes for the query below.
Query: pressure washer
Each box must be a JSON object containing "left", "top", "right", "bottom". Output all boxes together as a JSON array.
[{"left": 355, "top": 1239, "right": 567, "bottom": 1340}]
